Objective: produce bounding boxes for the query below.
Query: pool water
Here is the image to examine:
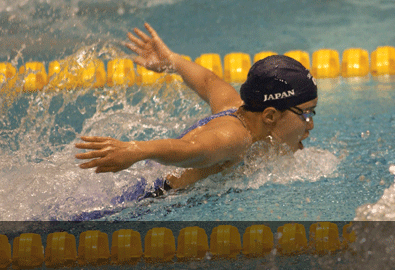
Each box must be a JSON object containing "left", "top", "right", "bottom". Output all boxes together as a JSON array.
[{"left": 1, "top": 0, "right": 395, "bottom": 223}]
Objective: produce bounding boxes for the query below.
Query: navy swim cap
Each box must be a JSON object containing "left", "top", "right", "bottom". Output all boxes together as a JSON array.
[{"left": 240, "top": 55, "right": 317, "bottom": 111}]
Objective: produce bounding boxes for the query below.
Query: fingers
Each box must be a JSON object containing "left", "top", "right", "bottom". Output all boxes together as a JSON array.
[
  {"left": 78, "top": 159, "right": 101, "bottom": 169},
  {"left": 79, "top": 159, "right": 118, "bottom": 172},
  {"left": 133, "top": 27, "right": 151, "bottom": 42},
  {"left": 79, "top": 158, "right": 123, "bottom": 173},
  {"left": 75, "top": 142, "right": 104, "bottom": 150},
  {"left": 123, "top": 42, "right": 147, "bottom": 67},
  {"left": 125, "top": 43, "right": 139, "bottom": 54},
  {"left": 130, "top": 56, "right": 146, "bottom": 67},
  {"left": 77, "top": 153, "right": 113, "bottom": 168},
  {"left": 75, "top": 149, "right": 107, "bottom": 160},
  {"left": 75, "top": 136, "right": 111, "bottom": 150},
  {"left": 126, "top": 23, "right": 159, "bottom": 47},
  {"left": 96, "top": 166, "right": 120, "bottom": 173},
  {"left": 144, "top": 22, "right": 159, "bottom": 39},
  {"left": 125, "top": 31, "right": 150, "bottom": 66},
  {"left": 75, "top": 136, "right": 127, "bottom": 173},
  {"left": 80, "top": 136, "right": 110, "bottom": 142},
  {"left": 127, "top": 32, "right": 145, "bottom": 48},
  {"left": 125, "top": 42, "right": 144, "bottom": 56},
  {"left": 79, "top": 158, "right": 121, "bottom": 173}
]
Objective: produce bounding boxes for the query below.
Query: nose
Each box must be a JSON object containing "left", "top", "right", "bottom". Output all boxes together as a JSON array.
[{"left": 306, "top": 117, "right": 314, "bottom": 130}]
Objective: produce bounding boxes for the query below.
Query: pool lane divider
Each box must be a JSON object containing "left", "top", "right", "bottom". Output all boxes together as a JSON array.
[
  {"left": 0, "top": 235, "right": 11, "bottom": 269},
  {"left": 1, "top": 46, "right": 394, "bottom": 93},
  {"left": 45, "top": 232, "right": 77, "bottom": 268},
  {"left": 111, "top": 229, "right": 143, "bottom": 265},
  {"left": 177, "top": 226, "right": 208, "bottom": 261},
  {"left": 11, "top": 233, "right": 44, "bottom": 269},
  {"left": 0, "top": 222, "right": 356, "bottom": 269},
  {"left": 277, "top": 223, "right": 308, "bottom": 255}
]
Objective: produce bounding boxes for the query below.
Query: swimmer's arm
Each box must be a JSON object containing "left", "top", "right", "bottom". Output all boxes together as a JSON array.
[
  {"left": 166, "top": 168, "right": 215, "bottom": 189},
  {"left": 146, "top": 127, "right": 247, "bottom": 169},
  {"left": 75, "top": 132, "right": 244, "bottom": 173},
  {"left": 169, "top": 53, "right": 243, "bottom": 113},
  {"left": 126, "top": 23, "right": 243, "bottom": 114},
  {"left": 166, "top": 161, "right": 238, "bottom": 189}
]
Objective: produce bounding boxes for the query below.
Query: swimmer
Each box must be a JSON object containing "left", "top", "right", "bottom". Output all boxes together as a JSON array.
[{"left": 75, "top": 22, "right": 318, "bottom": 192}]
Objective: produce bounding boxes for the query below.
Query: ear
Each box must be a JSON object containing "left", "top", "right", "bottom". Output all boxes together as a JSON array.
[{"left": 261, "top": 107, "right": 282, "bottom": 125}]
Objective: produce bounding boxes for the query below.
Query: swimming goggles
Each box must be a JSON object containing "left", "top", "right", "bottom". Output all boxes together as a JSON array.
[{"left": 287, "top": 107, "right": 316, "bottom": 122}]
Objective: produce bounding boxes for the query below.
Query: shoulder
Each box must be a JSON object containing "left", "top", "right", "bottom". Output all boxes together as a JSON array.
[
  {"left": 202, "top": 116, "right": 252, "bottom": 150},
  {"left": 182, "top": 117, "right": 252, "bottom": 166},
  {"left": 208, "top": 83, "right": 244, "bottom": 114}
]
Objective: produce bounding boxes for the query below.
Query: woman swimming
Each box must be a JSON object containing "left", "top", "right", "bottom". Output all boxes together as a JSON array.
[{"left": 75, "top": 23, "right": 318, "bottom": 191}]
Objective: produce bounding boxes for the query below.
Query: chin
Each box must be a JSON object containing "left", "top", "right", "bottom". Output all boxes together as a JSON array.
[{"left": 290, "top": 141, "right": 304, "bottom": 153}]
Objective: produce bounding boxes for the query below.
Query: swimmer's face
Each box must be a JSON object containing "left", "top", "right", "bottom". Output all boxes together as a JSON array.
[{"left": 270, "top": 98, "right": 318, "bottom": 152}]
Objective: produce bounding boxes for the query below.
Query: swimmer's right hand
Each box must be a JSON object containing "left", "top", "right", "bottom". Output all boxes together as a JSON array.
[
  {"left": 75, "top": 136, "right": 143, "bottom": 173},
  {"left": 125, "top": 22, "right": 176, "bottom": 73}
]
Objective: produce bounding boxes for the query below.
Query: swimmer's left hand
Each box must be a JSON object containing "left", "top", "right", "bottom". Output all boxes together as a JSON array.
[
  {"left": 125, "top": 22, "right": 176, "bottom": 73},
  {"left": 75, "top": 136, "right": 143, "bottom": 173}
]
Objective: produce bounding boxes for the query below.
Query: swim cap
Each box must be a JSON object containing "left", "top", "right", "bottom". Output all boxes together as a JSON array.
[{"left": 240, "top": 55, "right": 317, "bottom": 111}]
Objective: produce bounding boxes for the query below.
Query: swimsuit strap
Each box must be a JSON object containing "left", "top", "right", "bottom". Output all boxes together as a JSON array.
[{"left": 177, "top": 108, "right": 238, "bottom": 139}]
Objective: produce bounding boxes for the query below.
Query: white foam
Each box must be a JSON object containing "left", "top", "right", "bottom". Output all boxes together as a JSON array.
[
  {"left": 0, "top": 46, "right": 199, "bottom": 220},
  {"left": 354, "top": 164, "right": 395, "bottom": 221},
  {"left": 0, "top": 140, "right": 178, "bottom": 220},
  {"left": 354, "top": 177, "right": 395, "bottom": 221},
  {"left": 195, "top": 141, "right": 340, "bottom": 192}
]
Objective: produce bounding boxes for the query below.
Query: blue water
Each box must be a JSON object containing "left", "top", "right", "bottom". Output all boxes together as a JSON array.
[{"left": 1, "top": 0, "right": 395, "bottom": 223}]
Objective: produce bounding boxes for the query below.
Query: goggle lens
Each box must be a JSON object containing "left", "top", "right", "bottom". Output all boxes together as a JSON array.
[{"left": 287, "top": 107, "right": 316, "bottom": 122}]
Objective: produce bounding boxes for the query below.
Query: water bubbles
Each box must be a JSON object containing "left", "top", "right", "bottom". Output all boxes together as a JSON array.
[
  {"left": 355, "top": 180, "right": 395, "bottom": 220},
  {"left": 361, "top": 130, "right": 370, "bottom": 139},
  {"left": 8, "top": 14, "right": 16, "bottom": 21},
  {"left": 72, "top": 7, "right": 79, "bottom": 16},
  {"left": 117, "top": 7, "right": 125, "bottom": 15}
]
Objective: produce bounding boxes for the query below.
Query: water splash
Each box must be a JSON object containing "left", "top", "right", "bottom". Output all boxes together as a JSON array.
[
  {"left": 0, "top": 43, "right": 204, "bottom": 221},
  {"left": 218, "top": 141, "right": 340, "bottom": 191},
  {"left": 101, "top": 142, "right": 340, "bottom": 221},
  {"left": 0, "top": 39, "right": 343, "bottom": 221},
  {"left": 354, "top": 165, "right": 395, "bottom": 220}
]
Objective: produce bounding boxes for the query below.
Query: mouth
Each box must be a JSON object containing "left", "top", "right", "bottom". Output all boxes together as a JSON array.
[
  {"left": 298, "top": 131, "right": 310, "bottom": 150},
  {"left": 298, "top": 132, "right": 309, "bottom": 150},
  {"left": 298, "top": 141, "right": 304, "bottom": 150}
]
